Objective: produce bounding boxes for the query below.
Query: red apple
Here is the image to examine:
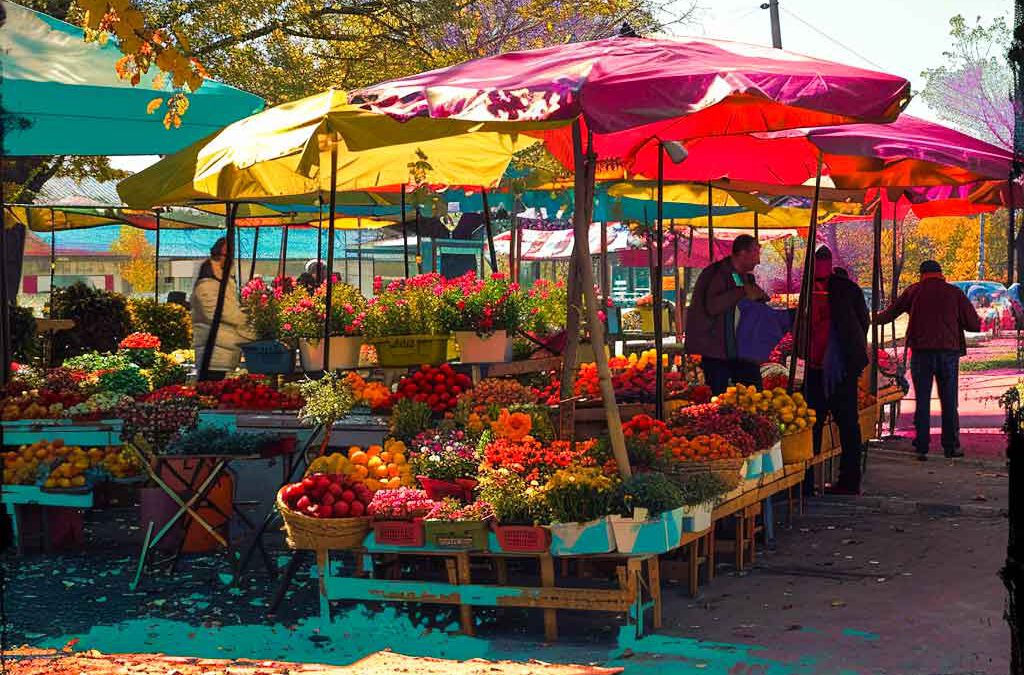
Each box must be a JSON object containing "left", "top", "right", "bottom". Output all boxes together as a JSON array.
[
  {"left": 349, "top": 501, "right": 365, "bottom": 516},
  {"left": 295, "top": 496, "right": 311, "bottom": 511},
  {"left": 301, "top": 478, "right": 315, "bottom": 492},
  {"left": 328, "top": 483, "right": 344, "bottom": 497},
  {"left": 322, "top": 492, "right": 336, "bottom": 507},
  {"left": 341, "top": 489, "right": 355, "bottom": 503}
]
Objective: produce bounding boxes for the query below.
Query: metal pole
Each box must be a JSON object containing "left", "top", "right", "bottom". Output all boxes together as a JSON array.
[
  {"left": 600, "top": 220, "right": 609, "bottom": 303},
  {"left": 707, "top": 181, "right": 714, "bottom": 260},
  {"left": 654, "top": 143, "right": 666, "bottom": 421},
  {"left": 979, "top": 213, "right": 986, "bottom": 280},
  {"left": 236, "top": 225, "right": 243, "bottom": 289},
  {"left": 401, "top": 185, "right": 410, "bottom": 278},
  {"left": 766, "top": 0, "right": 783, "bottom": 48},
  {"left": 481, "top": 188, "right": 499, "bottom": 272},
  {"left": 279, "top": 224, "right": 289, "bottom": 278},
  {"left": 357, "top": 230, "right": 364, "bottom": 293},
  {"left": 248, "top": 226, "right": 259, "bottom": 282},
  {"left": 789, "top": 152, "right": 824, "bottom": 393},
  {"left": 1011, "top": 177, "right": 1017, "bottom": 287},
  {"left": 871, "top": 207, "right": 882, "bottom": 393},
  {"left": 891, "top": 209, "right": 899, "bottom": 347},
  {"left": 322, "top": 145, "right": 339, "bottom": 371},
  {"left": 199, "top": 203, "right": 237, "bottom": 380},
  {"left": 753, "top": 211, "right": 760, "bottom": 241},
  {"left": 154, "top": 211, "right": 161, "bottom": 302},
  {"left": 49, "top": 209, "right": 55, "bottom": 317},
  {"left": 0, "top": 167, "right": 9, "bottom": 385},
  {"left": 317, "top": 199, "right": 324, "bottom": 280},
  {"left": 414, "top": 205, "right": 422, "bottom": 274}
]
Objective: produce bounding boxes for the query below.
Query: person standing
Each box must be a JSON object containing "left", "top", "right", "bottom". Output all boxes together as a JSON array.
[
  {"left": 804, "top": 246, "right": 870, "bottom": 495},
  {"left": 876, "top": 260, "right": 980, "bottom": 460},
  {"left": 190, "top": 237, "right": 258, "bottom": 380},
  {"left": 685, "top": 234, "right": 769, "bottom": 394}
]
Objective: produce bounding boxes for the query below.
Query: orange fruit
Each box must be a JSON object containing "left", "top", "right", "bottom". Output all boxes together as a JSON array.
[
  {"left": 387, "top": 464, "right": 400, "bottom": 477},
  {"left": 366, "top": 445, "right": 382, "bottom": 458},
  {"left": 374, "top": 464, "right": 389, "bottom": 478},
  {"left": 352, "top": 465, "right": 369, "bottom": 480},
  {"left": 350, "top": 451, "right": 368, "bottom": 466}
]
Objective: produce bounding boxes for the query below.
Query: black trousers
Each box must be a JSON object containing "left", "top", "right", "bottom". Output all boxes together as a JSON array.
[
  {"left": 701, "top": 357, "right": 763, "bottom": 396},
  {"left": 804, "top": 367, "right": 863, "bottom": 491}
]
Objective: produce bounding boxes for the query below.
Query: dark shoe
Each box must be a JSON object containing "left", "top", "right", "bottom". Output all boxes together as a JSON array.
[
  {"left": 915, "top": 452, "right": 928, "bottom": 462},
  {"left": 944, "top": 449, "right": 965, "bottom": 459},
  {"left": 825, "top": 485, "right": 861, "bottom": 496}
]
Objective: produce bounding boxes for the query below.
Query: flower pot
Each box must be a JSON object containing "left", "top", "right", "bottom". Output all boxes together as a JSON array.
[
  {"left": 240, "top": 340, "right": 295, "bottom": 375},
  {"left": 781, "top": 429, "right": 813, "bottom": 463},
  {"left": 744, "top": 452, "right": 764, "bottom": 480},
  {"left": 423, "top": 520, "right": 489, "bottom": 550},
  {"left": 493, "top": 524, "right": 551, "bottom": 553},
  {"left": 763, "top": 442, "right": 784, "bottom": 473},
  {"left": 298, "top": 336, "right": 362, "bottom": 371},
  {"left": 417, "top": 476, "right": 477, "bottom": 502},
  {"left": 549, "top": 517, "right": 616, "bottom": 555},
  {"left": 455, "top": 330, "right": 513, "bottom": 364},
  {"left": 609, "top": 508, "right": 684, "bottom": 554},
  {"left": 371, "top": 519, "right": 425, "bottom": 547},
  {"left": 681, "top": 502, "right": 714, "bottom": 533},
  {"left": 369, "top": 335, "right": 449, "bottom": 367}
]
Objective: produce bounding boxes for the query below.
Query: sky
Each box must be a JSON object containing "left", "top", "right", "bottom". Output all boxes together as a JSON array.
[
  {"left": 664, "top": 0, "right": 1012, "bottom": 122},
  {"left": 113, "top": 0, "right": 1013, "bottom": 174}
]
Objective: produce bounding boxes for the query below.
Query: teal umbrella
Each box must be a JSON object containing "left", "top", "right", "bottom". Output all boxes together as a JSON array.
[{"left": 0, "top": 2, "right": 264, "bottom": 156}]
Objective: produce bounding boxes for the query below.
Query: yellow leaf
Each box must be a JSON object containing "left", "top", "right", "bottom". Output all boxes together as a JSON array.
[
  {"left": 173, "top": 27, "right": 191, "bottom": 53},
  {"left": 146, "top": 98, "right": 163, "bottom": 115},
  {"left": 152, "top": 72, "right": 165, "bottom": 90}
]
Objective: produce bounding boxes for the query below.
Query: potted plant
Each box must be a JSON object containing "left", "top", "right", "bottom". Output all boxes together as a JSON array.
[
  {"left": 409, "top": 427, "right": 480, "bottom": 501},
  {"left": 678, "top": 472, "right": 730, "bottom": 533},
  {"left": 542, "top": 465, "right": 618, "bottom": 555},
  {"left": 440, "top": 272, "right": 523, "bottom": 364},
  {"left": 118, "top": 332, "right": 161, "bottom": 368},
  {"left": 423, "top": 497, "right": 494, "bottom": 550},
  {"left": 609, "top": 472, "right": 685, "bottom": 554},
  {"left": 281, "top": 282, "right": 367, "bottom": 371},
  {"left": 239, "top": 276, "right": 297, "bottom": 374},
  {"left": 363, "top": 274, "right": 449, "bottom": 367},
  {"left": 477, "top": 467, "right": 550, "bottom": 552},
  {"left": 297, "top": 373, "right": 356, "bottom": 454},
  {"left": 367, "top": 487, "right": 437, "bottom": 547}
]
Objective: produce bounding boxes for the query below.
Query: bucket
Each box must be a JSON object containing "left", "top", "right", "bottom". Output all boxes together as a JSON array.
[
  {"left": 299, "top": 336, "right": 362, "bottom": 371},
  {"left": 455, "top": 331, "right": 513, "bottom": 364},
  {"left": 370, "top": 335, "right": 449, "bottom": 367},
  {"left": 240, "top": 340, "right": 295, "bottom": 375}
]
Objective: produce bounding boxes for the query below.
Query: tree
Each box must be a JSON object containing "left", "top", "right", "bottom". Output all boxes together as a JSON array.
[
  {"left": 110, "top": 226, "right": 155, "bottom": 292},
  {"left": 920, "top": 14, "right": 1014, "bottom": 150}
]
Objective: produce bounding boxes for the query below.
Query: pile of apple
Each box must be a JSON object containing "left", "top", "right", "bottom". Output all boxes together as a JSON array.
[{"left": 280, "top": 473, "right": 371, "bottom": 519}]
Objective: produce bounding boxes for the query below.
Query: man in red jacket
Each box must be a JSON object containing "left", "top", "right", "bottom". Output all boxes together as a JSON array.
[{"left": 876, "top": 261, "right": 981, "bottom": 460}]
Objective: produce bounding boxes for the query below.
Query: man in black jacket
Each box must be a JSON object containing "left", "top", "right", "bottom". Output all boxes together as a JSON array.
[{"left": 804, "top": 247, "right": 870, "bottom": 494}]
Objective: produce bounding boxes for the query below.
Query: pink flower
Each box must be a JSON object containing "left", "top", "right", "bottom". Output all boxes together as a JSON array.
[{"left": 282, "top": 323, "right": 293, "bottom": 331}]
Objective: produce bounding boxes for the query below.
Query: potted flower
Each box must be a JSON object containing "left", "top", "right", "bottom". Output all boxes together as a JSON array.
[
  {"left": 678, "top": 472, "right": 729, "bottom": 533},
  {"left": 281, "top": 282, "right": 367, "bottom": 371},
  {"left": 409, "top": 427, "right": 480, "bottom": 501},
  {"left": 541, "top": 465, "right": 618, "bottom": 554},
  {"left": 423, "top": 497, "right": 494, "bottom": 550},
  {"left": 239, "top": 276, "right": 297, "bottom": 374},
  {"left": 609, "top": 472, "right": 685, "bottom": 554},
  {"left": 363, "top": 274, "right": 449, "bottom": 367},
  {"left": 520, "top": 279, "right": 567, "bottom": 356},
  {"left": 439, "top": 272, "right": 523, "bottom": 364},
  {"left": 477, "top": 467, "right": 550, "bottom": 552},
  {"left": 367, "top": 487, "right": 437, "bottom": 547},
  {"left": 119, "top": 332, "right": 161, "bottom": 368}
]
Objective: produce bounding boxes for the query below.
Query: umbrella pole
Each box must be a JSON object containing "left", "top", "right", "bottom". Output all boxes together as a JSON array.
[
  {"left": 49, "top": 209, "right": 55, "bottom": 318},
  {"left": 278, "top": 224, "right": 289, "bottom": 279},
  {"left": 401, "top": 186, "right": 410, "bottom": 278},
  {"left": 323, "top": 145, "right": 339, "bottom": 372},
  {"left": 871, "top": 207, "right": 883, "bottom": 394},
  {"left": 754, "top": 211, "right": 759, "bottom": 241},
  {"left": 707, "top": 181, "right": 714, "bottom": 260},
  {"left": 788, "top": 152, "right": 824, "bottom": 393},
  {"left": 572, "top": 120, "right": 630, "bottom": 479},
  {"left": 0, "top": 179, "right": 8, "bottom": 385},
  {"left": 481, "top": 188, "right": 498, "bottom": 272},
  {"left": 674, "top": 227, "right": 683, "bottom": 339},
  {"left": 654, "top": 143, "right": 665, "bottom": 421},
  {"left": 414, "top": 205, "right": 422, "bottom": 274},
  {"left": 249, "top": 227, "right": 260, "bottom": 282},
  {"left": 317, "top": 199, "right": 324, "bottom": 280},
  {"left": 154, "top": 211, "right": 161, "bottom": 302},
  {"left": 1010, "top": 176, "right": 1017, "bottom": 287},
  {"left": 200, "top": 203, "right": 237, "bottom": 381},
  {"left": 890, "top": 209, "right": 899, "bottom": 352},
  {"left": 600, "top": 220, "right": 609, "bottom": 304},
  {"left": 358, "top": 230, "right": 364, "bottom": 293}
]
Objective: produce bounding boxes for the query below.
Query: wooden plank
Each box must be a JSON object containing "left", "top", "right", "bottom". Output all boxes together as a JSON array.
[
  {"left": 539, "top": 554, "right": 558, "bottom": 641},
  {"left": 488, "top": 356, "right": 563, "bottom": 377},
  {"left": 456, "top": 553, "right": 475, "bottom": 636},
  {"left": 1, "top": 485, "right": 93, "bottom": 508}
]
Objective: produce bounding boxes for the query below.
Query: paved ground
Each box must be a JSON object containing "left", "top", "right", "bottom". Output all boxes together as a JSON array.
[{"left": 2, "top": 449, "right": 1011, "bottom": 675}]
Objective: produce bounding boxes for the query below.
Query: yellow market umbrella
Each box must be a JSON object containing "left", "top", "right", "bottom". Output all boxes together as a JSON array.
[
  {"left": 606, "top": 181, "right": 771, "bottom": 213},
  {"left": 117, "top": 88, "right": 543, "bottom": 208}
]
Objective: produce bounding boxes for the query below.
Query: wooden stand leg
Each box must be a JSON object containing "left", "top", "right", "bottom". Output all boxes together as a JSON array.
[
  {"left": 787, "top": 486, "right": 795, "bottom": 526},
  {"left": 455, "top": 553, "right": 475, "bottom": 636},
  {"left": 688, "top": 539, "right": 699, "bottom": 597},
  {"left": 316, "top": 549, "right": 331, "bottom": 631},
  {"left": 495, "top": 557, "right": 509, "bottom": 586},
  {"left": 735, "top": 515, "right": 746, "bottom": 571},
  {"left": 707, "top": 527, "right": 716, "bottom": 581},
  {"left": 540, "top": 554, "right": 558, "bottom": 642},
  {"left": 648, "top": 556, "right": 662, "bottom": 629},
  {"left": 626, "top": 558, "right": 643, "bottom": 636}
]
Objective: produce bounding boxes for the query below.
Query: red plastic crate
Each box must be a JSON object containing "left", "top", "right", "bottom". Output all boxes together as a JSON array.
[
  {"left": 372, "top": 519, "right": 425, "bottom": 547},
  {"left": 494, "top": 525, "right": 550, "bottom": 553}
]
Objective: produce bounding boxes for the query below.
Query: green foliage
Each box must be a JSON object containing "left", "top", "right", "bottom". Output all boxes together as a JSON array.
[
  {"left": 616, "top": 472, "right": 683, "bottom": 517},
  {"left": 10, "top": 305, "right": 39, "bottom": 363},
  {"left": 541, "top": 466, "right": 618, "bottom": 524},
  {"left": 298, "top": 373, "right": 356, "bottom": 427},
  {"left": 147, "top": 352, "right": 190, "bottom": 389},
  {"left": 389, "top": 398, "right": 434, "bottom": 444},
  {"left": 64, "top": 351, "right": 134, "bottom": 372},
  {"left": 97, "top": 367, "right": 151, "bottom": 397},
  {"left": 128, "top": 298, "right": 192, "bottom": 351},
  {"left": 166, "top": 426, "right": 278, "bottom": 456},
  {"left": 477, "top": 468, "right": 549, "bottom": 525},
  {"left": 677, "top": 472, "right": 730, "bottom": 507},
  {"left": 51, "top": 283, "right": 132, "bottom": 362}
]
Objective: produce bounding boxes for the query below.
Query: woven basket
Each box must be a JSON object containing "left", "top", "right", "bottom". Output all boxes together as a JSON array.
[
  {"left": 663, "top": 457, "right": 744, "bottom": 490},
  {"left": 781, "top": 429, "right": 814, "bottom": 464},
  {"left": 276, "top": 488, "right": 370, "bottom": 551}
]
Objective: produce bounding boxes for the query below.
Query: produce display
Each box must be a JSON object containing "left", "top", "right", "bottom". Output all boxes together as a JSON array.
[
  {"left": 344, "top": 372, "right": 393, "bottom": 411},
  {"left": 714, "top": 385, "right": 816, "bottom": 436},
  {"left": 2, "top": 440, "right": 138, "bottom": 487},
  {"left": 281, "top": 473, "right": 372, "bottom": 519},
  {"left": 393, "top": 364, "right": 473, "bottom": 414}
]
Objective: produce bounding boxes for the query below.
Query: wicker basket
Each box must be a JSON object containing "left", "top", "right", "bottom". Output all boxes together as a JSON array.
[
  {"left": 276, "top": 488, "right": 370, "bottom": 550},
  {"left": 781, "top": 429, "right": 814, "bottom": 464},
  {"left": 663, "top": 457, "right": 744, "bottom": 490}
]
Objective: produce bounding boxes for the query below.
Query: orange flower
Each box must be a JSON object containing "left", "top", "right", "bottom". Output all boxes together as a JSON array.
[
  {"left": 491, "top": 409, "right": 533, "bottom": 441},
  {"left": 467, "top": 413, "right": 486, "bottom": 434}
]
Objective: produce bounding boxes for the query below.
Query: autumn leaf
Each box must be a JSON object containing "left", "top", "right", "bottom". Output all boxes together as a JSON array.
[{"left": 146, "top": 98, "right": 164, "bottom": 115}]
